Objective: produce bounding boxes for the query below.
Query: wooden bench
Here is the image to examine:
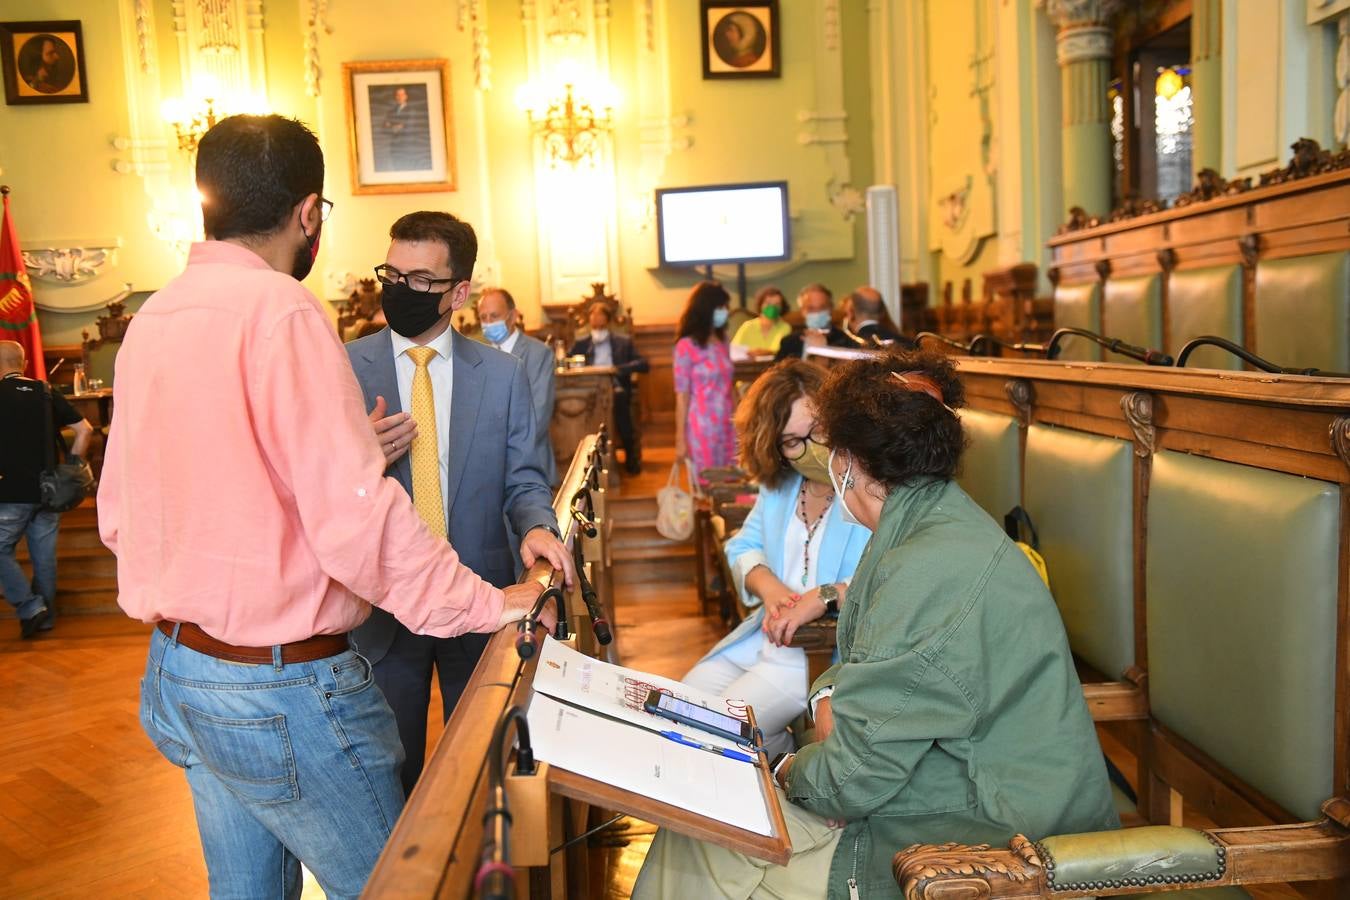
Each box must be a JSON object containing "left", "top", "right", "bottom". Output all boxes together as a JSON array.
[{"left": 892, "top": 357, "right": 1350, "bottom": 898}]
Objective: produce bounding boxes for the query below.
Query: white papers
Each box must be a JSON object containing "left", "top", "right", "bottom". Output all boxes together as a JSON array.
[
  {"left": 528, "top": 694, "right": 773, "bottom": 836},
  {"left": 531, "top": 636, "right": 749, "bottom": 750}
]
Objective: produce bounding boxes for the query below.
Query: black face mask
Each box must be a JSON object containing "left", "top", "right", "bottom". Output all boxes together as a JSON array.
[
  {"left": 381, "top": 281, "right": 448, "bottom": 338},
  {"left": 291, "top": 223, "right": 321, "bottom": 281}
]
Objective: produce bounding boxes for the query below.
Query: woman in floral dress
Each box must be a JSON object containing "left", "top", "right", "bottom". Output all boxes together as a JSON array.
[{"left": 674, "top": 281, "right": 736, "bottom": 475}]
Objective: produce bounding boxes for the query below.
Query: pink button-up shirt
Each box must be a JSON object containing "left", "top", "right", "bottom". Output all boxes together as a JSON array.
[{"left": 98, "top": 241, "right": 504, "bottom": 645}]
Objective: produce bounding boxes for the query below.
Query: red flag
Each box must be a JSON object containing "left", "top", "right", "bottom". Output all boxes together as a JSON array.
[{"left": 0, "top": 188, "right": 45, "bottom": 380}]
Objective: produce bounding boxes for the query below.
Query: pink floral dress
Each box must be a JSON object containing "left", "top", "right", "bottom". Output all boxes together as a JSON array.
[{"left": 674, "top": 336, "right": 737, "bottom": 474}]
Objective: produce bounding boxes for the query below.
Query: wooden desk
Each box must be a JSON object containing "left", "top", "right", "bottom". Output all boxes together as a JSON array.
[{"left": 551, "top": 366, "right": 615, "bottom": 475}]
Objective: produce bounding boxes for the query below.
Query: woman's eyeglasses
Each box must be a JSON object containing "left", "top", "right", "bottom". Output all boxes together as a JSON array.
[
  {"left": 779, "top": 426, "right": 826, "bottom": 461},
  {"left": 373, "top": 264, "right": 461, "bottom": 294}
]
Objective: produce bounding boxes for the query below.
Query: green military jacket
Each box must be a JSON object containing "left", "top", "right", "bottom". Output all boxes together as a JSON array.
[{"left": 786, "top": 477, "right": 1118, "bottom": 899}]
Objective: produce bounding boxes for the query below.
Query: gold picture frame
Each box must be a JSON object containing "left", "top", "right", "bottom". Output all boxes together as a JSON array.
[{"left": 343, "top": 58, "right": 456, "bottom": 195}]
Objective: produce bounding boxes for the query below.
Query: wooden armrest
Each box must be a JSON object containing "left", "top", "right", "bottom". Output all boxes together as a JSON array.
[
  {"left": 788, "top": 619, "right": 837, "bottom": 653},
  {"left": 894, "top": 799, "right": 1350, "bottom": 898}
]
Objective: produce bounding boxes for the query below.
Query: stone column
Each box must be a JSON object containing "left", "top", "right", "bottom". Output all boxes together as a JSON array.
[
  {"left": 1045, "top": 0, "right": 1122, "bottom": 218},
  {"left": 1190, "top": 0, "right": 1222, "bottom": 174}
]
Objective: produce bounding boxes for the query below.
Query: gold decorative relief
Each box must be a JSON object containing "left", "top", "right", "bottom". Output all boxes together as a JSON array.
[
  {"left": 1005, "top": 379, "right": 1034, "bottom": 427},
  {"left": 1122, "top": 392, "right": 1156, "bottom": 457}
]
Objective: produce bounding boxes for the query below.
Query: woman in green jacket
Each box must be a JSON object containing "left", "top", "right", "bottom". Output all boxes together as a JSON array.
[{"left": 633, "top": 351, "right": 1117, "bottom": 900}]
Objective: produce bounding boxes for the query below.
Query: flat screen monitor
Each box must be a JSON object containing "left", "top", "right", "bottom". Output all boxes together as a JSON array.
[{"left": 655, "top": 181, "right": 790, "bottom": 267}]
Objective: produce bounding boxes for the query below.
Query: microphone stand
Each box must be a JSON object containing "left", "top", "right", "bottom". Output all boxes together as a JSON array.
[
  {"left": 571, "top": 538, "right": 612, "bottom": 646},
  {"left": 1175, "top": 335, "right": 1350, "bottom": 378},
  {"left": 1044, "top": 327, "right": 1174, "bottom": 366},
  {"left": 476, "top": 706, "right": 535, "bottom": 900},
  {"left": 915, "top": 332, "right": 977, "bottom": 354}
]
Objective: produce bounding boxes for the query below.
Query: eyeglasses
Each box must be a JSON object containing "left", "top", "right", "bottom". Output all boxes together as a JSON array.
[
  {"left": 373, "top": 264, "right": 461, "bottom": 294},
  {"left": 319, "top": 197, "right": 334, "bottom": 222},
  {"left": 779, "top": 425, "right": 826, "bottom": 461}
]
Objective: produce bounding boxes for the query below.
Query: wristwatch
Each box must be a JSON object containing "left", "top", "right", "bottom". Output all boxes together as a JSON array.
[{"left": 819, "top": 582, "right": 841, "bottom": 617}]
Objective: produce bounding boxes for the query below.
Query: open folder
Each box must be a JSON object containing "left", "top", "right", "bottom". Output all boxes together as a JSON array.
[{"left": 527, "top": 637, "right": 774, "bottom": 837}]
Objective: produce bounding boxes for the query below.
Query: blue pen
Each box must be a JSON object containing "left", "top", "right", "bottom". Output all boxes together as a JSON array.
[{"left": 659, "top": 730, "right": 756, "bottom": 764}]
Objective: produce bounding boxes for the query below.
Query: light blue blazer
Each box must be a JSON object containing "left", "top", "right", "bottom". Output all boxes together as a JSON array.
[{"left": 712, "top": 473, "right": 872, "bottom": 655}]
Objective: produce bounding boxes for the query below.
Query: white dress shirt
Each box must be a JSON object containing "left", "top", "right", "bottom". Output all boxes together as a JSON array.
[
  {"left": 494, "top": 326, "right": 521, "bottom": 355},
  {"left": 390, "top": 326, "right": 454, "bottom": 507},
  {"left": 592, "top": 335, "right": 614, "bottom": 367}
]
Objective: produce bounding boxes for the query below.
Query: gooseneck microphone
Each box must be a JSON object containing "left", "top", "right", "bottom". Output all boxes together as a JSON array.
[
  {"left": 476, "top": 706, "right": 535, "bottom": 900},
  {"left": 514, "top": 586, "right": 568, "bottom": 660},
  {"left": 1176, "top": 335, "right": 1350, "bottom": 378},
  {"left": 1045, "top": 327, "right": 1174, "bottom": 366},
  {"left": 571, "top": 539, "right": 612, "bottom": 646}
]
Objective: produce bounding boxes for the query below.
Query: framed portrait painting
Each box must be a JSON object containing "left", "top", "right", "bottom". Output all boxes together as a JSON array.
[
  {"left": 0, "top": 20, "right": 88, "bottom": 105},
  {"left": 343, "top": 59, "right": 456, "bottom": 195},
  {"left": 701, "top": 1, "right": 779, "bottom": 80}
]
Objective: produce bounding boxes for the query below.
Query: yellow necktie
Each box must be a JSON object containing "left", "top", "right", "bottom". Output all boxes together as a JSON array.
[{"left": 405, "top": 346, "right": 446, "bottom": 538}]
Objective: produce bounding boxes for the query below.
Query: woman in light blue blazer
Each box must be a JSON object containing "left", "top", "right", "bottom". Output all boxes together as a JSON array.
[{"left": 684, "top": 361, "right": 871, "bottom": 756}]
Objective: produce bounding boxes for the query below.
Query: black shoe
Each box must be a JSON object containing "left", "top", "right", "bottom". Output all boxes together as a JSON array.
[
  {"left": 625, "top": 460, "right": 642, "bottom": 475},
  {"left": 20, "top": 607, "right": 51, "bottom": 640}
]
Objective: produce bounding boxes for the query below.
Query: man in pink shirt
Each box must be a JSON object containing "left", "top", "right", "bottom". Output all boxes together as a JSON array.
[{"left": 97, "top": 114, "right": 543, "bottom": 899}]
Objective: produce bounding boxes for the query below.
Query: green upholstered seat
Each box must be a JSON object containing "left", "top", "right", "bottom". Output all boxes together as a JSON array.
[
  {"left": 1053, "top": 281, "right": 1103, "bottom": 362},
  {"left": 1254, "top": 251, "right": 1350, "bottom": 372},
  {"left": 1101, "top": 274, "right": 1162, "bottom": 364},
  {"left": 1023, "top": 425, "right": 1134, "bottom": 679},
  {"left": 84, "top": 341, "right": 119, "bottom": 388},
  {"left": 1038, "top": 826, "right": 1227, "bottom": 893},
  {"left": 1167, "top": 265, "right": 1244, "bottom": 370},
  {"left": 956, "top": 409, "right": 1020, "bottom": 522},
  {"left": 1147, "top": 451, "right": 1340, "bottom": 822}
]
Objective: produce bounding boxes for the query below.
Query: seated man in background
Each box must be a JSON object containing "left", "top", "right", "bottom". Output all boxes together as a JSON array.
[
  {"left": 477, "top": 286, "right": 557, "bottom": 484},
  {"left": 774, "top": 283, "right": 854, "bottom": 361},
  {"left": 845, "top": 285, "right": 913, "bottom": 348},
  {"left": 352, "top": 211, "right": 573, "bottom": 796},
  {"left": 0, "top": 340, "right": 93, "bottom": 638},
  {"left": 570, "top": 302, "right": 649, "bottom": 475}
]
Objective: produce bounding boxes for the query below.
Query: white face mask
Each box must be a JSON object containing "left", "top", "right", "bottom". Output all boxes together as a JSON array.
[
  {"left": 591, "top": 328, "right": 610, "bottom": 344},
  {"left": 828, "top": 448, "right": 864, "bottom": 527}
]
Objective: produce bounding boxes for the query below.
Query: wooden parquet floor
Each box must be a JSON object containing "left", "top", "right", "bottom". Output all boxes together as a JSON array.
[{"left": 0, "top": 446, "right": 721, "bottom": 899}]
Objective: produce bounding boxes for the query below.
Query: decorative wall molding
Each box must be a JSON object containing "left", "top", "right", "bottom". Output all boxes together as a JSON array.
[
  {"left": 302, "top": 0, "right": 332, "bottom": 98},
  {"left": 1042, "top": 0, "right": 1123, "bottom": 29},
  {"left": 823, "top": 0, "right": 841, "bottom": 52},
  {"left": 1121, "top": 392, "right": 1156, "bottom": 457},
  {"left": 23, "top": 245, "right": 121, "bottom": 285}
]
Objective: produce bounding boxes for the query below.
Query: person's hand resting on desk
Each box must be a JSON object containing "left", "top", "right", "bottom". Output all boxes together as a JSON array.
[
  {"left": 520, "top": 526, "right": 577, "bottom": 588},
  {"left": 497, "top": 580, "right": 554, "bottom": 632},
  {"left": 368, "top": 395, "right": 417, "bottom": 465}
]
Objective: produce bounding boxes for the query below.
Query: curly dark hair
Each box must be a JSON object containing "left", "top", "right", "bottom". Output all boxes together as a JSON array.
[{"left": 814, "top": 349, "right": 967, "bottom": 488}]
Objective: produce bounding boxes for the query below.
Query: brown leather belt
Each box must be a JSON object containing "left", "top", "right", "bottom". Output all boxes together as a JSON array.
[{"left": 158, "top": 620, "right": 350, "bottom": 665}]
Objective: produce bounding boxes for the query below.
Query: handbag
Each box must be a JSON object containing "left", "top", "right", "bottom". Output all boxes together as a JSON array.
[
  {"left": 38, "top": 383, "right": 94, "bottom": 513},
  {"left": 655, "top": 459, "right": 696, "bottom": 541}
]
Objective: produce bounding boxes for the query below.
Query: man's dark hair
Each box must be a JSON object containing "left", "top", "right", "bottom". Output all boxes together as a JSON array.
[
  {"left": 815, "top": 349, "right": 967, "bottom": 488},
  {"left": 389, "top": 211, "right": 477, "bottom": 282},
  {"left": 589, "top": 302, "right": 612, "bottom": 323},
  {"left": 197, "top": 115, "right": 324, "bottom": 242},
  {"left": 677, "top": 280, "right": 731, "bottom": 347}
]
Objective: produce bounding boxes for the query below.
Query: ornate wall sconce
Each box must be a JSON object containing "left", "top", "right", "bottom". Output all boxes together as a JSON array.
[
  {"left": 160, "top": 95, "right": 223, "bottom": 153},
  {"left": 519, "top": 81, "right": 615, "bottom": 167}
]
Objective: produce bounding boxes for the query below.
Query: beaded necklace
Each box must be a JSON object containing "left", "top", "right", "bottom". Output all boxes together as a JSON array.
[{"left": 797, "top": 480, "right": 833, "bottom": 583}]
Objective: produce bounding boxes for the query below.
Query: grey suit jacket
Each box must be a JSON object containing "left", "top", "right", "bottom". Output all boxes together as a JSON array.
[
  {"left": 346, "top": 327, "right": 557, "bottom": 663},
  {"left": 505, "top": 331, "right": 557, "bottom": 484}
]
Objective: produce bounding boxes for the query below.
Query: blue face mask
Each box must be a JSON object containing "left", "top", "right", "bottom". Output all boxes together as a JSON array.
[
  {"left": 712, "top": 307, "right": 729, "bottom": 329},
  {"left": 482, "top": 320, "right": 510, "bottom": 344},
  {"left": 805, "top": 310, "right": 832, "bottom": 331}
]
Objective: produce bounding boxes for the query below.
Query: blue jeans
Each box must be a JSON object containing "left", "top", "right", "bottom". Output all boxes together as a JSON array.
[
  {"left": 0, "top": 502, "right": 58, "bottom": 620},
  {"left": 140, "top": 626, "right": 407, "bottom": 899}
]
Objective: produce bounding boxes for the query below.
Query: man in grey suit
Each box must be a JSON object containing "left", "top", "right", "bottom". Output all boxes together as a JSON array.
[
  {"left": 477, "top": 287, "right": 557, "bottom": 484},
  {"left": 352, "top": 211, "right": 574, "bottom": 795}
]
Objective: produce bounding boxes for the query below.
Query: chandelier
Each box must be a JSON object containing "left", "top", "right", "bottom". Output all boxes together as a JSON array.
[
  {"left": 160, "top": 95, "right": 224, "bottom": 153},
  {"left": 521, "top": 82, "right": 615, "bottom": 167}
]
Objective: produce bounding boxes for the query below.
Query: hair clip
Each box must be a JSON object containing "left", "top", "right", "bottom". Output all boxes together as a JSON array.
[{"left": 891, "top": 371, "right": 960, "bottom": 418}]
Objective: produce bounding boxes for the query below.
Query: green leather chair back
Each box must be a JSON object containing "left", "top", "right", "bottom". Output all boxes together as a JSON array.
[
  {"left": 1023, "top": 424, "right": 1134, "bottom": 678},
  {"left": 1254, "top": 251, "right": 1350, "bottom": 372},
  {"left": 84, "top": 341, "right": 119, "bottom": 388},
  {"left": 1167, "top": 265, "right": 1244, "bottom": 370},
  {"left": 1147, "top": 450, "right": 1340, "bottom": 822},
  {"left": 1052, "top": 281, "right": 1103, "bottom": 362},
  {"left": 956, "top": 409, "right": 1020, "bottom": 522},
  {"left": 1102, "top": 274, "right": 1162, "bottom": 364}
]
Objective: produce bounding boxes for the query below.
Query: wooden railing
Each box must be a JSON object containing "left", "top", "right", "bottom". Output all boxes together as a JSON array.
[{"left": 363, "top": 432, "right": 611, "bottom": 899}]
